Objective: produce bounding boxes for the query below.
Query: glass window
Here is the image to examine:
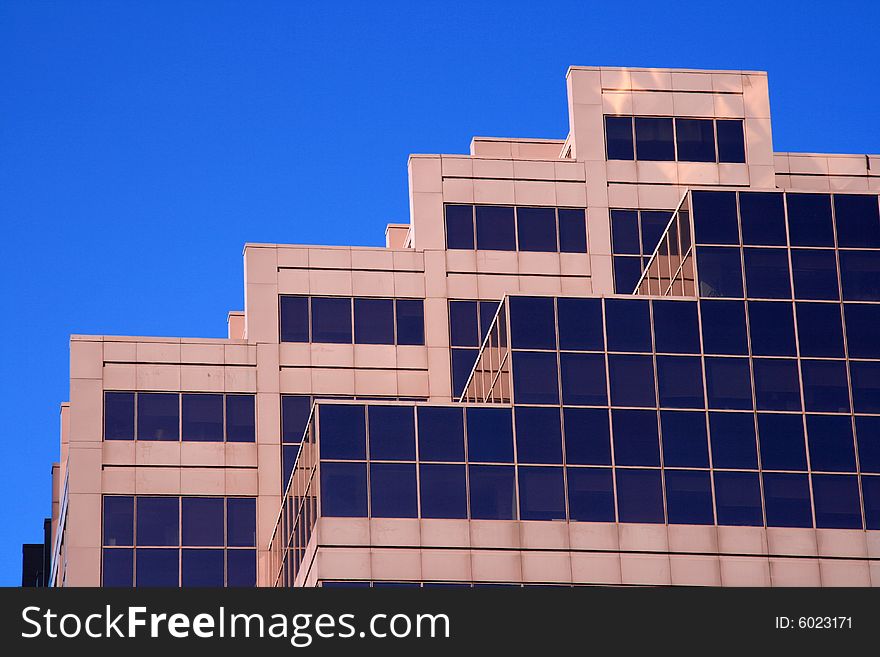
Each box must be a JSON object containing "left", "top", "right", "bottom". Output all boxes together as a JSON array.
[
  {"left": 856, "top": 415, "right": 880, "bottom": 473},
  {"left": 136, "top": 497, "right": 179, "bottom": 546},
  {"left": 512, "top": 351, "right": 559, "bottom": 404},
  {"left": 839, "top": 250, "right": 880, "bottom": 301},
  {"left": 753, "top": 359, "right": 801, "bottom": 411},
  {"left": 807, "top": 415, "right": 856, "bottom": 473},
  {"left": 864, "top": 476, "right": 880, "bottom": 529},
  {"left": 370, "top": 463, "right": 417, "bottom": 518},
  {"left": 611, "top": 210, "right": 640, "bottom": 254},
  {"left": 834, "top": 194, "right": 880, "bottom": 248},
  {"left": 518, "top": 467, "right": 565, "bottom": 521},
  {"left": 516, "top": 207, "right": 557, "bottom": 252},
  {"left": 445, "top": 204, "right": 474, "bottom": 249},
  {"left": 665, "top": 470, "right": 713, "bottom": 524},
  {"left": 812, "top": 474, "right": 862, "bottom": 529},
  {"left": 321, "top": 462, "right": 367, "bottom": 517},
  {"left": 311, "top": 297, "right": 352, "bottom": 344},
  {"left": 515, "top": 407, "right": 562, "bottom": 464},
  {"left": 605, "top": 298, "right": 651, "bottom": 352},
  {"left": 758, "top": 413, "right": 807, "bottom": 471},
  {"left": 104, "top": 392, "right": 134, "bottom": 441},
  {"left": 475, "top": 205, "right": 516, "bottom": 251},
  {"left": 696, "top": 247, "right": 743, "bottom": 297},
  {"left": 704, "top": 357, "right": 753, "bottom": 410},
  {"left": 700, "top": 300, "right": 748, "bottom": 355},
  {"left": 466, "top": 407, "right": 514, "bottom": 463},
  {"left": 716, "top": 119, "right": 746, "bottom": 163},
  {"left": 675, "top": 118, "right": 715, "bottom": 162},
  {"left": 282, "top": 395, "right": 311, "bottom": 443},
  {"left": 709, "top": 412, "right": 758, "bottom": 469},
  {"left": 282, "top": 444, "right": 299, "bottom": 491},
  {"left": 227, "top": 498, "right": 256, "bottom": 547},
  {"left": 795, "top": 303, "right": 844, "bottom": 357},
  {"left": 791, "top": 249, "right": 839, "bottom": 300},
  {"left": 608, "top": 354, "right": 656, "bottom": 407},
  {"left": 449, "top": 301, "right": 478, "bottom": 347},
  {"left": 395, "top": 299, "right": 424, "bottom": 346},
  {"left": 468, "top": 465, "right": 516, "bottom": 519},
  {"left": 845, "top": 304, "right": 880, "bottom": 358},
  {"left": 451, "top": 348, "right": 478, "bottom": 400},
  {"left": 661, "top": 411, "right": 709, "bottom": 468},
  {"left": 605, "top": 115, "right": 634, "bottom": 160},
  {"left": 567, "top": 468, "right": 614, "bottom": 522},
  {"left": 280, "top": 296, "right": 309, "bottom": 342},
  {"left": 801, "top": 360, "right": 850, "bottom": 413},
  {"left": 612, "top": 409, "right": 660, "bottom": 466},
  {"left": 787, "top": 193, "right": 834, "bottom": 247},
  {"left": 135, "top": 549, "right": 179, "bottom": 587},
  {"left": 509, "top": 297, "right": 556, "bottom": 349},
  {"left": 478, "top": 301, "right": 499, "bottom": 342},
  {"left": 560, "top": 352, "right": 607, "bottom": 406},
  {"left": 851, "top": 361, "right": 880, "bottom": 413},
  {"left": 557, "top": 297, "right": 603, "bottom": 351},
  {"left": 368, "top": 406, "right": 415, "bottom": 461},
  {"left": 652, "top": 301, "right": 700, "bottom": 354},
  {"left": 613, "top": 256, "right": 643, "bottom": 294},
  {"left": 634, "top": 117, "right": 674, "bottom": 161},
  {"left": 558, "top": 208, "right": 588, "bottom": 253},
  {"left": 182, "top": 393, "right": 223, "bottom": 442},
  {"left": 181, "top": 497, "right": 223, "bottom": 547},
  {"left": 417, "top": 406, "right": 465, "bottom": 462},
  {"left": 563, "top": 408, "right": 611, "bottom": 465},
  {"left": 353, "top": 298, "right": 394, "bottom": 345},
  {"left": 740, "top": 192, "right": 786, "bottom": 246},
  {"left": 103, "top": 496, "right": 134, "bottom": 546},
  {"left": 102, "top": 549, "right": 133, "bottom": 587},
  {"left": 763, "top": 473, "right": 812, "bottom": 528},
  {"left": 226, "top": 550, "right": 256, "bottom": 587},
  {"left": 640, "top": 211, "right": 671, "bottom": 255},
  {"left": 226, "top": 395, "right": 255, "bottom": 443},
  {"left": 616, "top": 469, "right": 664, "bottom": 523},
  {"left": 656, "top": 356, "right": 704, "bottom": 409},
  {"left": 692, "top": 191, "right": 739, "bottom": 245},
  {"left": 137, "top": 392, "right": 179, "bottom": 441},
  {"left": 713, "top": 472, "right": 763, "bottom": 526},
  {"left": 319, "top": 404, "right": 366, "bottom": 460},
  {"left": 748, "top": 301, "right": 796, "bottom": 356},
  {"left": 419, "top": 464, "right": 467, "bottom": 519},
  {"left": 743, "top": 248, "right": 791, "bottom": 299}
]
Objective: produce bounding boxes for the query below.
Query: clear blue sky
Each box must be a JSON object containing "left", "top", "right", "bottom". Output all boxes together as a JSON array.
[{"left": 1, "top": 0, "right": 878, "bottom": 585}]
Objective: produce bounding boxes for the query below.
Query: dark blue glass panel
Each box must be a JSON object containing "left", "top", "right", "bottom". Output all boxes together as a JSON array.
[
  {"left": 445, "top": 204, "right": 474, "bottom": 249},
  {"left": 509, "top": 296, "right": 556, "bottom": 349},
  {"left": 839, "top": 250, "right": 880, "bottom": 301},
  {"left": 743, "top": 249, "right": 791, "bottom": 299},
  {"left": 795, "top": 303, "right": 844, "bottom": 357},
  {"left": 863, "top": 476, "right": 880, "bottom": 529},
  {"left": 516, "top": 207, "right": 557, "bottom": 252},
  {"left": 419, "top": 464, "right": 467, "bottom": 519},
  {"left": 102, "top": 549, "right": 133, "bottom": 587},
  {"left": 787, "top": 194, "right": 834, "bottom": 247},
  {"left": 700, "top": 300, "right": 748, "bottom": 355},
  {"left": 181, "top": 549, "right": 224, "bottom": 587},
  {"left": 557, "top": 297, "right": 604, "bottom": 351},
  {"left": 475, "top": 205, "right": 516, "bottom": 251},
  {"left": 451, "top": 348, "right": 478, "bottom": 399},
  {"left": 608, "top": 354, "right": 656, "bottom": 408},
  {"left": 640, "top": 211, "right": 671, "bottom": 255},
  {"left": 280, "top": 296, "right": 309, "bottom": 342},
  {"left": 319, "top": 404, "right": 366, "bottom": 460},
  {"left": 692, "top": 191, "right": 739, "bottom": 245},
  {"left": 560, "top": 352, "right": 607, "bottom": 406},
  {"left": 611, "top": 209, "right": 640, "bottom": 254},
  {"left": 395, "top": 299, "right": 425, "bottom": 345},
  {"left": 807, "top": 415, "right": 856, "bottom": 472},
  {"left": 466, "top": 407, "right": 514, "bottom": 463},
  {"left": 791, "top": 249, "right": 839, "bottom": 300},
  {"left": 763, "top": 473, "right": 812, "bottom": 528},
  {"left": 748, "top": 301, "right": 796, "bottom": 356},
  {"left": 103, "top": 496, "right": 134, "bottom": 546},
  {"left": 665, "top": 470, "right": 713, "bottom": 524},
  {"left": 137, "top": 393, "right": 179, "bottom": 441},
  {"left": 661, "top": 411, "right": 709, "bottom": 468},
  {"left": 282, "top": 395, "right": 311, "bottom": 443},
  {"left": 753, "top": 359, "right": 801, "bottom": 411},
  {"left": 713, "top": 472, "right": 763, "bottom": 526},
  {"left": 227, "top": 550, "right": 256, "bottom": 587},
  {"left": 856, "top": 416, "right": 880, "bottom": 474},
  {"left": 845, "top": 304, "right": 880, "bottom": 358},
  {"left": 449, "top": 301, "right": 478, "bottom": 347},
  {"left": 321, "top": 462, "right": 367, "bottom": 517},
  {"left": 675, "top": 118, "right": 715, "bottom": 162},
  {"left": 468, "top": 465, "right": 516, "bottom": 519},
  {"left": 515, "top": 406, "right": 562, "bottom": 464},
  {"left": 512, "top": 351, "right": 559, "bottom": 404},
  {"left": 652, "top": 301, "right": 700, "bottom": 354},
  {"left": 227, "top": 498, "right": 256, "bottom": 547},
  {"left": 704, "top": 357, "right": 753, "bottom": 410},
  {"left": 851, "top": 361, "right": 880, "bottom": 413},
  {"left": 105, "top": 392, "right": 134, "bottom": 441},
  {"left": 612, "top": 409, "right": 660, "bottom": 466},
  {"left": 801, "top": 360, "right": 850, "bottom": 413},
  {"left": 182, "top": 393, "right": 223, "bottom": 442},
  {"left": 354, "top": 298, "right": 394, "bottom": 345},
  {"left": 758, "top": 413, "right": 807, "bottom": 471},
  {"left": 566, "top": 468, "right": 615, "bottom": 521},
  {"left": 321, "top": 581, "right": 371, "bottom": 588},
  {"left": 519, "top": 467, "right": 565, "bottom": 521},
  {"left": 709, "top": 412, "right": 758, "bottom": 469},
  {"left": 226, "top": 395, "right": 255, "bottom": 443},
  {"left": 368, "top": 406, "right": 415, "bottom": 461},
  {"left": 740, "top": 192, "right": 786, "bottom": 246},
  {"left": 478, "top": 301, "right": 499, "bottom": 342},
  {"left": 605, "top": 116, "right": 634, "bottom": 160},
  {"left": 282, "top": 444, "right": 299, "bottom": 491},
  {"left": 370, "top": 463, "right": 417, "bottom": 518},
  {"left": 716, "top": 120, "right": 746, "bottom": 163},
  {"left": 696, "top": 247, "right": 743, "bottom": 297},
  {"left": 605, "top": 298, "right": 651, "bottom": 352},
  {"left": 811, "top": 475, "right": 862, "bottom": 529},
  {"left": 563, "top": 408, "right": 611, "bottom": 465},
  {"left": 417, "top": 406, "right": 465, "bottom": 462},
  {"left": 656, "top": 356, "right": 704, "bottom": 408},
  {"left": 136, "top": 497, "right": 179, "bottom": 546},
  {"left": 834, "top": 194, "right": 880, "bottom": 247},
  {"left": 311, "top": 297, "right": 352, "bottom": 344},
  {"left": 181, "top": 497, "right": 223, "bottom": 547},
  {"left": 634, "top": 117, "right": 674, "bottom": 161},
  {"left": 613, "top": 256, "right": 643, "bottom": 294},
  {"left": 135, "top": 549, "right": 179, "bottom": 587},
  {"left": 558, "top": 208, "right": 588, "bottom": 253},
  {"left": 616, "top": 469, "right": 664, "bottom": 523}
]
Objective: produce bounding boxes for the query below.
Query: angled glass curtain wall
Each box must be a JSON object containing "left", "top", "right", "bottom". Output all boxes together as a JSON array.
[{"left": 636, "top": 195, "right": 694, "bottom": 296}]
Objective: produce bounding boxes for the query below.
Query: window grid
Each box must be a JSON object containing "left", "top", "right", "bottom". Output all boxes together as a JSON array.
[{"left": 604, "top": 115, "right": 746, "bottom": 164}]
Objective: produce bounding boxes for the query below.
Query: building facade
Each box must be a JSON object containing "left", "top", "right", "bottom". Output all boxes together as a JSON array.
[{"left": 49, "top": 66, "right": 880, "bottom": 587}]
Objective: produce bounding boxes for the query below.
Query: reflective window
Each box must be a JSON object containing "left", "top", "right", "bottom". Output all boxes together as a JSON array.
[
  {"left": 856, "top": 416, "right": 880, "bottom": 473},
  {"left": 791, "top": 249, "right": 839, "bottom": 300},
  {"left": 613, "top": 256, "right": 643, "bottom": 294},
  {"left": 419, "top": 464, "right": 467, "bottom": 519},
  {"left": 227, "top": 550, "right": 257, "bottom": 587},
  {"left": 753, "top": 359, "right": 801, "bottom": 411},
  {"left": 839, "top": 250, "right": 880, "bottom": 301},
  {"left": 865, "top": 476, "right": 880, "bottom": 530},
  {"left": 369, "top": 406, "right": 416, "bottom": 460},
  {"left": 748, "top": 301, "right": 796, "bottom": 356},
  {"left": 616, "top": 469, "right": 664, "bottom": 523},
  {"left": 665, "top": 470, "right": 713, "bottom": 524},
  {"left": 812, "top": 474, "right": 862, "bottom": 529},
  {"left": 282, "top": 395, "right": 311, "bottom": 443},
  {"left": 445, "top": 204, "right": 475, "bottom": 249},
  {"left": 280, "top": 295, "right": 309, "bottom": 342},
  {"left": 104, "top": 392, "right": 135, "bottom": 441},
  {"left": 807, "top": 415, "right": 856, "bottom": 473},
  {"left": 311, "top": 297, "right": 352, "bottom": 344},
  {"left": 509, "top": 297, "right": 556, "bottom": 349},
  {"left": 851, "top": 361, "right": 880, "bottom": 413},
  {"left": 518, "top": 467, "right": 566, "bottom": 520},
  {"left": 137, "top": 393, "right": 179, "bottom": 441},
  {"left": 845, "top": 304, "right": 880, "bottom": 358},
  {"left": 395, "top": 299, "right": 424, "bottom": 345},
  {"left": 605, "top": 298, "right": 651, "bottom": 352},
  {"left": 226, "top": 395, "right": 255, "bottom": 443},
  {"left": 634, "top": 117, "right": 674, "bottom": 161},
  {"left": 833, "top": 194, "right": 880, "bottom": 248},
  {"left": 560, "top": 352, "right": 607, "bottom": 406},
  {"left": 227, "top": 498, "right": 256, "bottom": 547},
  {"left": 354, "top": 298, "right": 394, "bottom": 345},
  {"left": 282, "top": 445, "right": 299, "bottom": 490},
  {"left": 605, "top": 115, "right": 634, "bottom": 160},
  {"left": 468, "top": 465, "right": 516, "bottom": 519},
  {"left": 103, "top": 496, "right": 134, "bottom": 546},
  {"left": 557, "top": 297, "right": 604, "bottom": 351},
  {"left": 478, "top": 301, "right": 499, "bottom": 342},
  {"left": 102, "top": 549, "right": 133, "bottom": 587},
  {"left": 182, "top": 550, "right": 224, "bottom": 587},
  {"left": 709, "top": 412, "right": 758, "bottom": 469},
  {"left": 612, "top": 409, "right": 660, "bottom": 466},
  {"left": 611, "top": 210, "right": 640, "bottom": 254},
  {"left": 704, "top": 357, "right": 753, "bottom": 410},
  {"left": 449, "top": 300, "right": 479, "bottom": 347},
  {"left": 321, "top": 462, "right": 367, "bottom": 517},
  {"left": 370, "top": 463, "right": 417, "bottom": 518},
  {"left": 762, "top": 473, "right": 812, "bottom": 528},
  {"left": 182, "top": 393, "right": 223, "bottom": 442},
  {"left": 743, "top": 248, "right": 791, "bottom": 299},
  {"left": 758, "top": 413, "right": 807, "bottom": 471},
  {"left": 515, "top": 407, "right": 562, "bottom": 464},
  {"left": 787, "top": 194, "right": 834, "bottom": 247},
  {"left": 417, "top": 406, "right": 465, "bottom": 462},
  {"left": 661, "top": 411, "right": 709, "bottom": 468},
  {"left": 795, "top": 303, "right": 844, "bottom": 357},
  {"left": 451, "top": 348, "right": 478, "bottom": 399},
  {"left": 563, "top": 408, "right": 611, "bottom": 465},
  {"left": 181, "top": 497, "right": 224, "bottom": 547},
  {"left": 716, "top": 119, "right": 746, "bottom": 163},
  {"left": 466, "top": 407, "right": 514, "bottom": 463},
  {"left": 692, "top": 191, "right": 739, "bottom": 245},
  {"left": 136, "top": 549, "right": 179, "bottom": 587},
  {"left": 656, "top": 356, "right": 704, "bottom": 408},
  {"left": 319, "top": 404, "right": 366, "bottom": 460},
  {"left": 801, "top": 360, "right": 850, "bottom": 413},
  {"left": 608, "top": 354, "right": 656, "bottom": 407},
  {"left": 675, "top": 118, "right": 715, "bottom": 162},
  {"left": 641, "top": 211, "right": 671, "bottom": 255},
  {"left": 516, "top": 207, "right": 557, "bottom": 252},
  {"left": 475, "top": 205, "right": 516, "bottom": 251},
  {"left": 512, "top": 351, "right": 559, "bottom": 404},
  {"left": 567, "top": 468, "right": 615, "bottom": 522},
  {"left": 696, "top": 247, "right": 743, "bottom": 297},
  {"left": 713, "top": 472, "right": 763, "bottom": 526},
  {"left": 700, "top": 300, "right": 748, "bottom": 355},
  {"left": 136, "top": 497, "right": 179, "bottom": 546},
  {"left": 740, "top": 192, "right": 786, "bottom": 246},
  {"left": 558, "top": 208, "right": 588, "bottom": 253},
  {"left": 652, "top": 300, "right": 700, "bottom": 354}
]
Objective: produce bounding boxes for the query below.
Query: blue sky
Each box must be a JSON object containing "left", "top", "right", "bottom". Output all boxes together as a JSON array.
[{"left": 1, "top": 0, "right": 878, "bottom": 585}]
